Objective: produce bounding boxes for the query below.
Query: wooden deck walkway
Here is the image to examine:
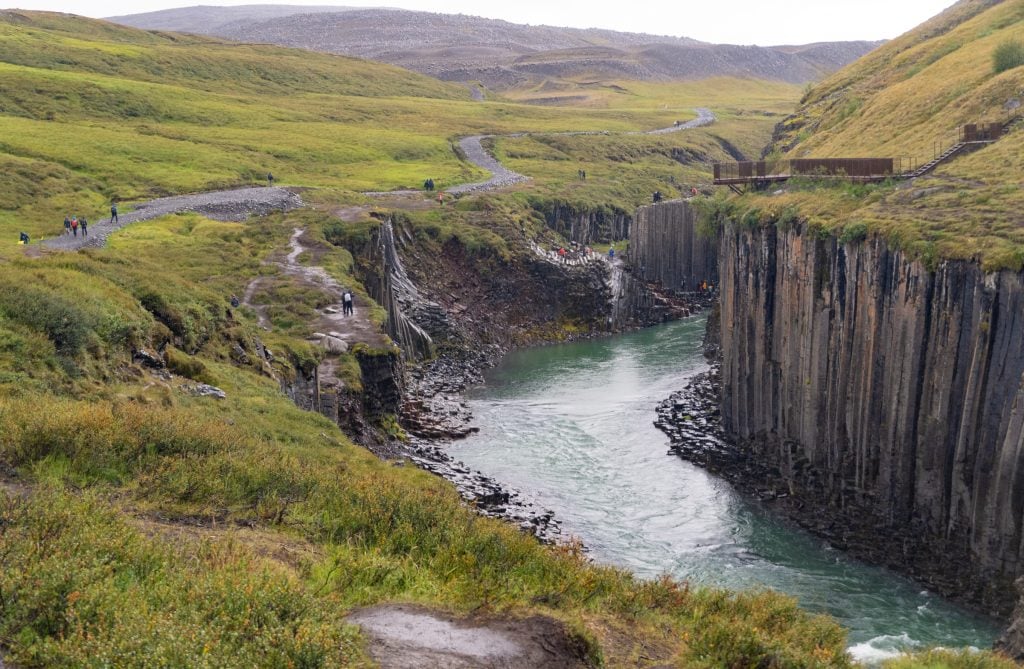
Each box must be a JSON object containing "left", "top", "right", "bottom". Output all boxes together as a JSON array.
[{"left": 713, "top": 118, "right": 1017, "bottom": 192}]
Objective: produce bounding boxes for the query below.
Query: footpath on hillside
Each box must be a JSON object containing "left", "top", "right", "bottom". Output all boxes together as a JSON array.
[
  {"left": 33, "top": 108, "right": 715, "bottom": 250},
  {"left": 446, "top": 107, "right": 716, "bottom": 195},
  {"left": 41, "top": 186, "right": 302, "bottom": 251}
]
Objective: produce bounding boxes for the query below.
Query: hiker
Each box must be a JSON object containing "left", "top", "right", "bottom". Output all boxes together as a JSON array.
[
  {"left": 64, "top": 216, "right": 71, "bottom": 235},
  {"left": 230, "top": 295, "right": 240, "bottom": 308},
  {"left": 653, "top": 190, "right": 662, "bottom": 203},
  {"left": 80, "top": 216, "right": 88, "bottom": 237},
  {"left": 110, "top": 203, "right": 118, "bottom": 223},
  {"left": 19, "top": 232, "right": 29, "bottom": 245},
  {"left": 267, "top": 172, "right": 274, "bottom": 186},
  {"left": 609, "top": 246, "right": 615, "bottom": 259},
  {"left": 71, "top": 216, "right": 79, "bottom": 237},
  {"left": 581, "top": 170, "right": 586, "bottom": 180},
  {"left": 438, "top": 191, "right": 445, "bottom": 206},
  {"left": 343, "top": 291, "right": 354, "bottom": 316},
  {"left": 691, "top": 187, "right": 699, "bottom": 197}
]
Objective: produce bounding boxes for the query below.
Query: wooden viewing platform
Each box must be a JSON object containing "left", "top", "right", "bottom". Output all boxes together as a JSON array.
[{"left": 713, "top": 120, "right": 1015, "bottom": 193}]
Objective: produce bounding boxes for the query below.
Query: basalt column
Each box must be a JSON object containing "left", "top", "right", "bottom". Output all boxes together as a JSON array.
[
  {"left": 718, "top": 221, "right": 1024, "bottom": 614},
  {"left": 629, "top": 200, "right": 718, "bottom": 293}
]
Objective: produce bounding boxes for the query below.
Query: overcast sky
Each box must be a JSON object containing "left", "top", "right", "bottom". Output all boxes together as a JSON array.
[{"left": 10, "top": 0, "right": 955, "bottom": 45}]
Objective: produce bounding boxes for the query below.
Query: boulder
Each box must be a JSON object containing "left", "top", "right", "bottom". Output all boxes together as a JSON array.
[{"left": 321, "top": 335, "right": 348, "bottom": 354}]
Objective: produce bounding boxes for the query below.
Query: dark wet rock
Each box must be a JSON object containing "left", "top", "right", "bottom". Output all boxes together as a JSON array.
[
  {"left": 996, "top": 578, "right": 1024, "bottom": 661},
  {"left": 355, "top": 347, "right": 405, "bottom": 418},
  {"left": 718, "top": 222, "right": 1024, "bottom": 615},
  {"left": 403, "top": 435, "right": 561, "bottom": 544}
]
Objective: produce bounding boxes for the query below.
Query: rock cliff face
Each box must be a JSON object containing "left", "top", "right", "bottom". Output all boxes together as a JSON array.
[
  {"left": 718, "top": 221, "right": 1024, "bottom": 613},
  {"left": 362, "top": 219, "right": 436, "bottom": 361},
  {"left": 539, "top": 203, "right": 631, "bottom": 246},
  {"left": 629, "top": 200, "right": 718, "bottom": 293}
]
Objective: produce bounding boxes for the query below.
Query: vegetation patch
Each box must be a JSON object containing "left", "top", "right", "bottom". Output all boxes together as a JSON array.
[{"left": 993, "top": 39, "right": 1024, "bottom": 74}]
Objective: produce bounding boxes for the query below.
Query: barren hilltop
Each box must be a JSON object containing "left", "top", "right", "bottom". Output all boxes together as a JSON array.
[{"left": 110, "top": 5, "right": 881, "bottom": 88}]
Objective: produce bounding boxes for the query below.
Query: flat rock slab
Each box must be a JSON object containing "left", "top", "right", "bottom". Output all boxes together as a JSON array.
[{"left": 348, "top": 605, "right": 590, "bottom": 669}]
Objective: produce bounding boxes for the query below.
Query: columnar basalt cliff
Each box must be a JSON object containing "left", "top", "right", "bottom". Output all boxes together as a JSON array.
[
  {"left": 538, "top": 203, "right": 631, "bottom": 246},
  {"left": 629, "top": 200, "right": 718, "bottom": 293},
  {"left": 718, "top": 222, "right": 1024, "bottom": 614}
]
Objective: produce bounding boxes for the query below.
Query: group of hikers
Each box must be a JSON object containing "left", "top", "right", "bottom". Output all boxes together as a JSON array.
[
  {"left": 577, "top": 169, "right": 587, "bottom": 180},
  {"left": 680, "top": 278, "right": 715, "bottom": 294},
  {"left": 423, "top": 179, "right": 447, "bottom": 205},
  {"left": 57, "top": 202, "right": 119, "bottom": 239},
  {"left": 62, "top": 214, "right": 89, "bottom": 237},
  {"left": 551, "top": 242, "right": 621, "bottom": 264},
  {"left": 555, "top": 243, "right": 593, "bottom": 264},
  {"left": 651, "top": 187, "right": 701, "bottom": 203}
]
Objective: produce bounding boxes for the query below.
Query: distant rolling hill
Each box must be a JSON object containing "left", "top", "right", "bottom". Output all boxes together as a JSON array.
[{"left": 110, "top": 5, "right": 882, "bottom": 88}]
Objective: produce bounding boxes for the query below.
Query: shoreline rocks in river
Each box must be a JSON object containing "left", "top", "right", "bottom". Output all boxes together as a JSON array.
[{"left": 655, "top": 365, "right": 1008, "bottom": 626}]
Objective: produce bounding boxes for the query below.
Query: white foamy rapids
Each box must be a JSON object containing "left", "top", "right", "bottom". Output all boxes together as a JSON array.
[{"left": 848, "top": 633, "right": 920, "bottom": 665}]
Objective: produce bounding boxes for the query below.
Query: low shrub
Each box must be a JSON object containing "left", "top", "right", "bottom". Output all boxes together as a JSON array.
[
  {"left": 839, "top": 221, "right": 870, "bottom": 245},
  {"left": 0, "top": 284, "right": 93, "bottom": 356},
  {"left": 0, "top": 490, "right": 363, "bottom": 668},
  {"left": 993, "top": 39, "right": 1024, "bottom": 74}
]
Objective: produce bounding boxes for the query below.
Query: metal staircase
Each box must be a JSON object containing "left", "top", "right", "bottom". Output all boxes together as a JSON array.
[{"left": 905, "top": 142, "right": 968, "bottom": 178}]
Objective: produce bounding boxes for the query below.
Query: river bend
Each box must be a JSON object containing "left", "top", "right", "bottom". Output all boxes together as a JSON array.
[{"left": 448, "top": 317, "right": 998, "bottom": 663}]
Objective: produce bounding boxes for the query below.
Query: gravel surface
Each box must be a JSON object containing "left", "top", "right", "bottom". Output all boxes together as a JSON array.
[
  {"left": 439, "top": 107, "right": 715, "bottom": 196},
  {"left": 43, "top": 186, "right": 303, "bottom": 251},
  {"left": 446, "top": 135, "right": 530, "bottom": 195},
  {"left": 643, "top": 107, "right": 716, "bottom": 134}
]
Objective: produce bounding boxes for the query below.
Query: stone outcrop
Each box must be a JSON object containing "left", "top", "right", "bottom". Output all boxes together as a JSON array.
[
  {"left": 997, "top": 578, "right": 1024, "bottom": 661},
  {"left": 362, "top": 219, "right": 436, "bottom": 361},
  {"left": 538, "top": 203, "right": 631, "bottom": 246},
  {"left": 628, "top": 200, "right": 718, "bottom": 293},
  {"left": 718, "top": 221, "right": 1024, "bottom": 614}
]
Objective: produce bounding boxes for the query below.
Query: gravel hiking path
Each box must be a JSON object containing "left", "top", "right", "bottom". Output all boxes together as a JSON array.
[
  {"left": 383, "top": 107, "right": 716, "bottom": 197},
  {"left": 348, "top": 605, "right": 591, "bottom": 669},
  {"left": 42, "top": 186, "right": 302, "bottom": 251}
]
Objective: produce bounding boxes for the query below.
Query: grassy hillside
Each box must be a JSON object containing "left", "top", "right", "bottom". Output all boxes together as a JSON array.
[
  {"left": 0, "top": 10, "right": 847, "bottom": 668},
  {"left": 0, "top": 10, "right": 800, "bottom": 258},
  {"left": 744, "top": 0, "right": 1024, "bottom": 269},
  {"left": 0, "top": 10, "right": 1012, "bottom": 668}
]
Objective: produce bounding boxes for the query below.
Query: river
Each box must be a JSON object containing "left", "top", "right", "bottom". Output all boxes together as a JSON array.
[{"left": 447, "top": 317, "right": 1000, "bottom": 664}]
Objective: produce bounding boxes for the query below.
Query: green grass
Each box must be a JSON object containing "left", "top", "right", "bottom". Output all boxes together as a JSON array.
[
  {"left": 0, "top": 11, "right": 801, "bottom": 258},
  {"left": 993, "top": 38, "right": 1024, "bottom": 73},
  {"left": 742, "top": 0, "right": 1024, "bottom": 269},
  {"left": 0, "top": 10, "right": 1012, "bottom": 668}
]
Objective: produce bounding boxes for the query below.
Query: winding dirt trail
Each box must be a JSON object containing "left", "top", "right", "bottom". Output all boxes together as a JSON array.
[
  {"left": 383, "top": 107, "right": 717, "bottom": 197},
  {"left": 42, "top": 186, "right": 302, "bottom": 251}
]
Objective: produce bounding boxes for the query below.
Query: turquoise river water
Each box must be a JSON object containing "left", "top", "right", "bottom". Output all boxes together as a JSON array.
[{"left": 448, "top": 317, "right": 1000, "bottom": 664}]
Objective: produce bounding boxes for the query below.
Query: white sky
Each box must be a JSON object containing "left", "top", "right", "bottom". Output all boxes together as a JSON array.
[{"left": 9, "top": 0, "right": 955, "bottom": 45}]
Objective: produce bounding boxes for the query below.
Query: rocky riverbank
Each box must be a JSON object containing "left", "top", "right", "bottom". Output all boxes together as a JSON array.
[
  {"left": 654, "top": 363, "right": 1008, "bottom": 625},
  {"left": 394, "top": 349, "right": 563, "bottom": 543}
]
